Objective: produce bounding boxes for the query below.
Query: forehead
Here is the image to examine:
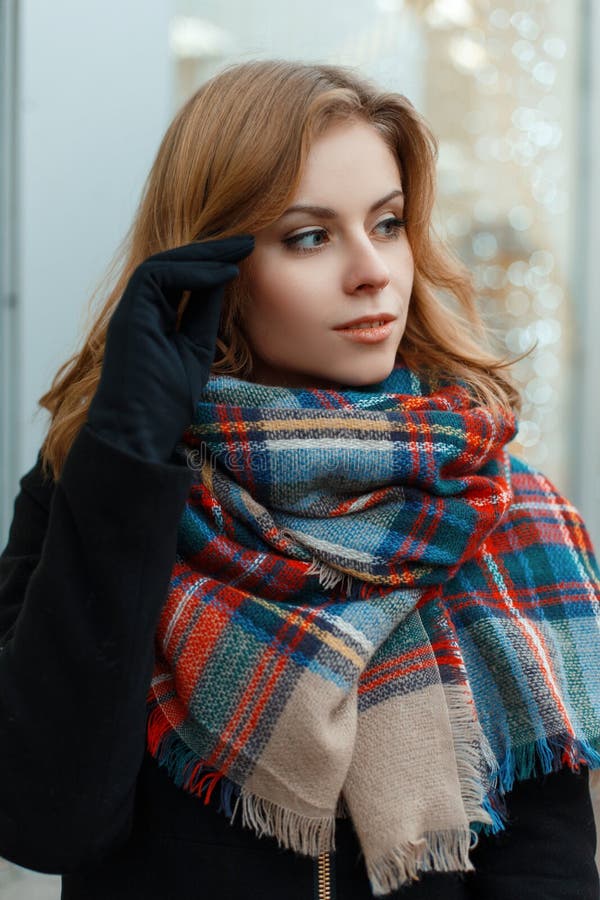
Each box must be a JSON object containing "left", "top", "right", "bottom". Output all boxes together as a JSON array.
[{"left": 296, "top": 120, "right": 402, "bottom": 197}]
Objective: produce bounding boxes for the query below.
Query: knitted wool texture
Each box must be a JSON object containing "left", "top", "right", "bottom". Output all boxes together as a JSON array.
[{"left": 145, "top": 357, "right": 600, "bottom": 896}]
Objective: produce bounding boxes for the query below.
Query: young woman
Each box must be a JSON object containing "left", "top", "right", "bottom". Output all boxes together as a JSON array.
[{"left": 1, "top": 59, "right": 599, "bottom": 900}]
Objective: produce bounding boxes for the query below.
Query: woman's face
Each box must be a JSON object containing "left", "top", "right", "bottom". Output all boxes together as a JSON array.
[{"left": 240, "top": 118, "right": 414, "bottom": 389}]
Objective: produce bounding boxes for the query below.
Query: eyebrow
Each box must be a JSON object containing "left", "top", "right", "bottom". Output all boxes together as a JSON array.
[{"left": 280, "top": 189, "right": 404, "bottom": 220}]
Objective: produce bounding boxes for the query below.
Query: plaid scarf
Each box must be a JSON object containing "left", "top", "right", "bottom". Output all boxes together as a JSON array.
[{"left": 145, "top": 358, "right": 600, "bottom": 896}]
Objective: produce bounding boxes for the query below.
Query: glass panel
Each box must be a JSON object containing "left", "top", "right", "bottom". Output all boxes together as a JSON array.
[{"left": 0, "top": 0, "right": 20, "bottom": 550}]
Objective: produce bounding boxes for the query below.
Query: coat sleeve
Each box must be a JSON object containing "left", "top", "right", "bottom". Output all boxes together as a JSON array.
[{"left": 0, "top": 423, "right": 193, "bottom": 874}]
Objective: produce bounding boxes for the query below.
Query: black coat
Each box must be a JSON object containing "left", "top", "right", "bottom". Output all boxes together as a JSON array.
[{"left": 0, "top": 424, "right": 598, "bottom": 900}]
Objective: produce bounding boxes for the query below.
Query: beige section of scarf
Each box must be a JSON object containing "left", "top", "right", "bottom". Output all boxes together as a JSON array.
[{"left": 229, "top": 668, "right": 495, "bottom": 895}]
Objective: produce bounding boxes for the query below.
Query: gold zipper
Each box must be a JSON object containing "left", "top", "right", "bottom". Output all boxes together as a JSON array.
[{"left": 317, "top": 851, "right": 331, "bottom": 900}]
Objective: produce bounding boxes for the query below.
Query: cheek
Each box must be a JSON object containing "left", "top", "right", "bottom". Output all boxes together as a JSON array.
[
  {"left": 392, "top": 245, "right": 414, "bottom": 287},
  {"left": 246, "top": 254, "right": 321, "bottom": 321},
  {"left": 394, "top": 236, "right": 413, "bottom": 263}
]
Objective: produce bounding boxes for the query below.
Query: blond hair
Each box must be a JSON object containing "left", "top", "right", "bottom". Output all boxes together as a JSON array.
[{"left": 38, "top": 58, "right": 532, "bottom": 481}]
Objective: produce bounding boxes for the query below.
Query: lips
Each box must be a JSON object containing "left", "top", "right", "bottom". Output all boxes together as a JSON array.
[{"left": 334, "top": 314, "right": 397, "bottom": 330}]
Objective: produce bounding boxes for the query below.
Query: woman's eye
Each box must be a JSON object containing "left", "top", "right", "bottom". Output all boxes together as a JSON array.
[
  {"left": 282, "top": 229, "right": 328, "bottom": 254},
  {"left": 376, "top": 216, "right": 407, "bottom": 236},
  {"left": 282, "top": 216, "right": 407, "bottom": 256}
]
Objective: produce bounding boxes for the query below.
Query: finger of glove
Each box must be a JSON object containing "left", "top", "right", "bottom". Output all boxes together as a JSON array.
[
  {"left": 177, "top": 278, "right": 232, "bottom": 347},
  {"left": 172, "top": 331, "right": 215, "bottom": 417},
  {"left": 151, "top": 259, "right": 241, "bottom": 296},
  {"left": 146, "top": 234, "right": 255, "bottom": 266},
  {"left": 119, "top": 261, "right": 241, "bottom": 338}
]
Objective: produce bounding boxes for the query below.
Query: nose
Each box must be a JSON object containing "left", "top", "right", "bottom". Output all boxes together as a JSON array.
[{"left": 342, "top": 234, "right": 391, "bottom": 294}]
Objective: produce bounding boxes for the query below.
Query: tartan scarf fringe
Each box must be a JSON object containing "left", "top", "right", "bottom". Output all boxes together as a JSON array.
[
  {"left": 443, "top": 683, "right": 496, "bottom": 827},
  {"left": 300, "top": 551, "right": 398, "bottom": 600},
  {"left": 235, "top": 792, "right": 336, "bottom": 857},
  {"left": 482, "top": 733, "right": 600, "bottom": 834},
  {"left": 367, "top": 829, "right": 474, "bottom": 896},
  {"left": 304, "top": 555, "right": 356, "bottom": 596}
]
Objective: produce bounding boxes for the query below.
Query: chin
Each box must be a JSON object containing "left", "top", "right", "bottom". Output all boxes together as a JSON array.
[{"left": 331, "top": 356, "right": 398, "bottom": 388}]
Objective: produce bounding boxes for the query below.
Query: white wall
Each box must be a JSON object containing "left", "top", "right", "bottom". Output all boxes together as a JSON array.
[{"left": 2, "top": 0, "right": 173, "bottom": 545}]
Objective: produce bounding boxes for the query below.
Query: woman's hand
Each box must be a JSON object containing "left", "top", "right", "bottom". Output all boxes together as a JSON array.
[{"left": 86, "top": 234, "right": 255, "bottom": 463}]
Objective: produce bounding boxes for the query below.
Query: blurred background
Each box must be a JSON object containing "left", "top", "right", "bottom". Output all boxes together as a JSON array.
[{"left": 0, "top": 0, "right": 599, "bottom": 895}]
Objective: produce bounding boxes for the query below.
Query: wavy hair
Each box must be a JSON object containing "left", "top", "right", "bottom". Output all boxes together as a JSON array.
[{"left": 38, "top": 58, "right": 533, "bottom": 481}]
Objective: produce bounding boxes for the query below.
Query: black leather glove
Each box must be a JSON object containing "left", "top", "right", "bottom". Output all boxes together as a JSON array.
[{"left": 86, "top": 234, "right": 255, "bottom": 464}]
